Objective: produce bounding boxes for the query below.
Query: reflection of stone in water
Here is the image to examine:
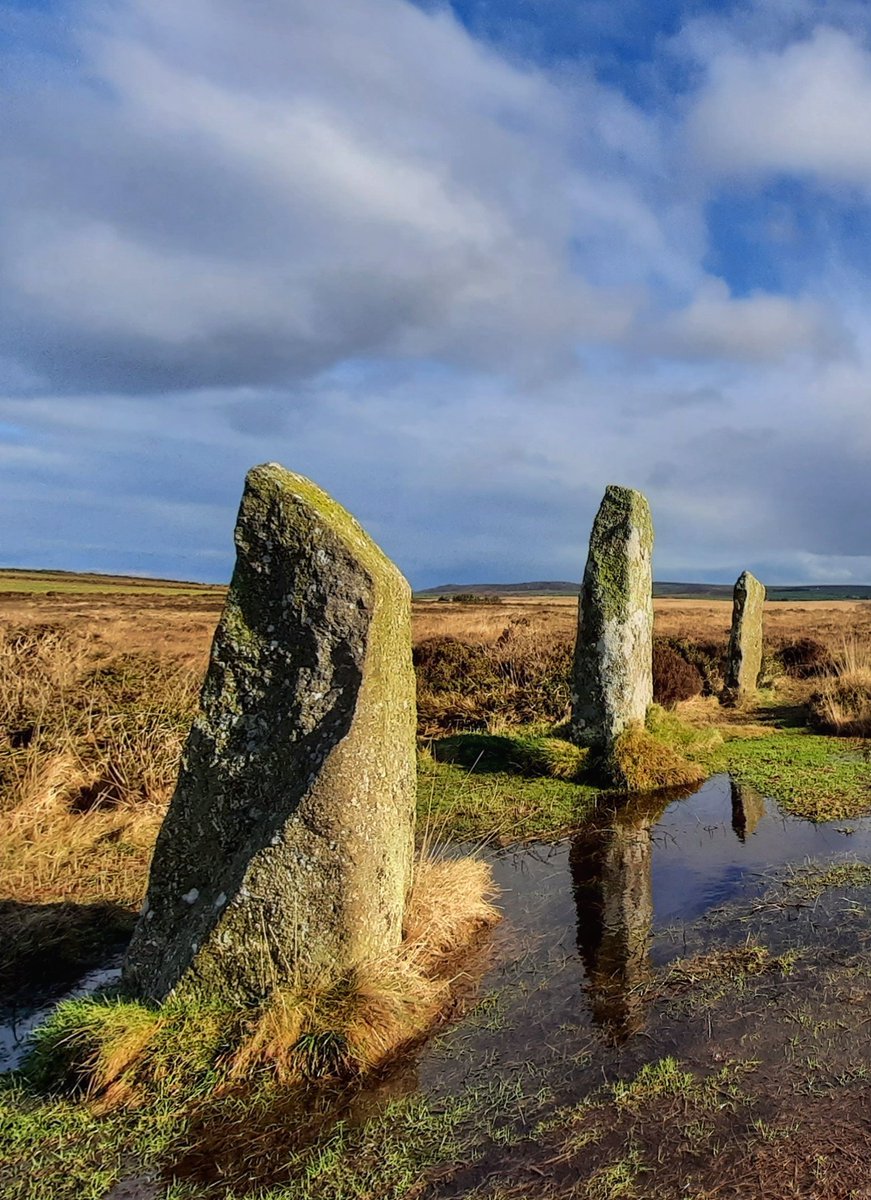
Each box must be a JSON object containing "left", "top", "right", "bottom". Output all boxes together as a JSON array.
[
  {"left": 570, "top": 795, "right": 665, "bottom": 1044},
  {"left": 730, "top": 780, "right": 766, "bottom": 842}
]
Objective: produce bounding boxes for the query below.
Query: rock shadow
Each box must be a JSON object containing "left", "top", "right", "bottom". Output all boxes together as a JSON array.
[{"left": 0, "top": 898, "right": 133, "bottom": 1011}]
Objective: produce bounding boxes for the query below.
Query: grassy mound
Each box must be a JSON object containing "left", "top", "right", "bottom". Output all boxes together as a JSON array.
[
  {"left": 431, "top": 730, "right": 587, "bottom": 780},
  {"left": 427, "top": 708, "right": 720, "bottom": 810}
]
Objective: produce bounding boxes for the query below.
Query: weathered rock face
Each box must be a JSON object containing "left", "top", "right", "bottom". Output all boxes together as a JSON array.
[
  {"left": 571, "top": 486, "right": 654, "bottom": 749},
  {"left": 124, "top": 463, "right": 416, "bottom": 1004},
  {"left": 724, "top": 571, "right": 765, "bottom": 700}
]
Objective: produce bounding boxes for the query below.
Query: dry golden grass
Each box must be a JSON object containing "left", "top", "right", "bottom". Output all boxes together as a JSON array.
[
  {"left": 0, "top": 619, "right": 201, "bottom": 999},
  {"left": 413, "top": 596, "right": 577, "bottom": 643},
  {"left": 5, "top": 588, "right": 871, "bottom": 651},
  {"left": 413, "top": 595, "right": 871, "bottom": 647},
  {"left": 0, "top": 624, "right": 198, "bottom": 908},
  {"left": 0, "top": 763, "right": 163, "bottom": 912},
  {"left": 230, "top": 855, "right": 499, "bottom": 1086},
  {"left": 808, "top": 639, "right": 871, "bottom": 736}
]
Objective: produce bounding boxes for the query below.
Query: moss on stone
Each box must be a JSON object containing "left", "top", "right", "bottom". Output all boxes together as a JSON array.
[{"left": 589, "top": 486, "right": 654, "bottom": 624}]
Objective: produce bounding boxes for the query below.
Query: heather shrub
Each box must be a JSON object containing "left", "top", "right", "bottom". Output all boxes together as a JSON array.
[
  {"left": 415, "top": 622, "right": 572, "bottom": 735},
  {"left": 413, "top": 637, "right": 499, "bottom": 693},
  {"left": 653, "top": 640, "right": 703, "bottom": 708},
  {"left": 779, "top": 637, "right": 833, "bottom": 679},
  {"left": 666, "top": 638, "right": 728, "bottom": 696}
]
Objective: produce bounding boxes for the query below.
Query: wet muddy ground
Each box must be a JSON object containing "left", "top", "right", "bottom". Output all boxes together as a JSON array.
[{"left": 7, "top": 773, "right": 871, "bottom": 1197}]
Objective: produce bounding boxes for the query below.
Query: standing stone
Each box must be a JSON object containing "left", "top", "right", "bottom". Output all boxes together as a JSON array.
[
  {"left": 124, "top": 463, "right": 416, "bottom": 1004},
  {"left": 571, "top": 486, "right": 654, "bottom": 749},
  {"left": 724, "top": 571, "right": 765, "bottom": 701}
]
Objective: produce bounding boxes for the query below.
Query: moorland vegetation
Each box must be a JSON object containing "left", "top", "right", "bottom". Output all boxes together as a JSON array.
[{"left": 2, "top": 590, "right": 871, "bottom": 1199}]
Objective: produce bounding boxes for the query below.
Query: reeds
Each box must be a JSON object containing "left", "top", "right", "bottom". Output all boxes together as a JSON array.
[{"left": 808, "top": 637, "right": 871, "bottom": 736}]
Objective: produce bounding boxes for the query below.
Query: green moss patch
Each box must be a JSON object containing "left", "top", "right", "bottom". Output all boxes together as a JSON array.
[
  {"left": 431, "top": 731, "right": 587, "bottom": 780},
  {"left": 602, "top": 726, "right": 706, "bottom": 793}
]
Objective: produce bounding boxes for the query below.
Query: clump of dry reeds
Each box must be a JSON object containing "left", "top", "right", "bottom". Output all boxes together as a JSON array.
[{"left": 808, "top": 639, "right": 871, "bottom": 736}]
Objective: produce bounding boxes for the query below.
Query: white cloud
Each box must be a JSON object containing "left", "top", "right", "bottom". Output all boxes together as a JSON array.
[
  {"left": 641, "top": 278, "right": 842, "bottom": 362},
  {"left": 2, "top": 0, "right": 871, "bottom": 585},
  {"left": 1, "top": 0, "right": 689, "bottom": 392},
  {"left": 687, "top": 27, "right": 871, "bottom": 186}
]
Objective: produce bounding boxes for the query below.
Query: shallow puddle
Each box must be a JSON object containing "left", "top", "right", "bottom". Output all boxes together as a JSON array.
[
  {"left": 421, "top": 772, "right": 871, "bottom": 1064},
  {"left": 0, "top": 961, "right": 121, "bottom": 1072},
  {"left": 7, "top": 772, "right": 871, "bottom": 1196}
]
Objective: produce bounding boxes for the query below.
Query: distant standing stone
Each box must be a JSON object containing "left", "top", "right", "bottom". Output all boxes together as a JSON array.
[
  {"left": 724, "top": 571, "right": 765, "bottom": 701},
  {"left": 571, "top": 485, "right": 654, "bottom": 749},
  {"left": 124, "top": 463, "right": 417, "bottom": 1003}
]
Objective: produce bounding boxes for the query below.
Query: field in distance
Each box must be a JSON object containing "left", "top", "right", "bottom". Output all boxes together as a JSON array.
[
  {"left": 0, "top": 568, "right": 226, "bottom": 597},
  {"left": 420, "top": 579, "right": 871, "bottom": 602}
]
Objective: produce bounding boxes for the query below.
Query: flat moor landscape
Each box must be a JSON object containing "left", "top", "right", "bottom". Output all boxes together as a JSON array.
[{"left": 4, "top": 570, "right": 871, "bottom": 1199}]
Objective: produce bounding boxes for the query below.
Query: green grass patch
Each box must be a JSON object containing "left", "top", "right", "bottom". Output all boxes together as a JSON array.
[
  {"left": 723, "top": 733, "right": 871, "bottom": 821},
  {"left": 645, "top": 705, "right": 723, "bottom": 762},
  {"left": 420, "top": 710, "right": 722, "bottom": 840},
  {"left": 781, "top": 858, "right": 871, "bottom": 900},
  {"left": 0, "top": 1069, "right": 515, "bottom": 1200},
  {"left": 418, "top": 749, "right": 599, "bottom": 841},
  {"left": 0, "top": 1077, "right": 181, "bottom": 1200}
]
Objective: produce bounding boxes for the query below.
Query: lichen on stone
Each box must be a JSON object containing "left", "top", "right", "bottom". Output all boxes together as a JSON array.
[{"left": 571, "top": 485, "right": 654, "bottom": 751}]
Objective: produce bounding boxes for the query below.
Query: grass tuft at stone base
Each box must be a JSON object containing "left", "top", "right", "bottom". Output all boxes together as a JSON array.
[
  {"left": 601, "top": 726, "right": 707, "bottom": 793},
  {"left": 19, "top": 856, "right": 500, "bottom": 1108}
]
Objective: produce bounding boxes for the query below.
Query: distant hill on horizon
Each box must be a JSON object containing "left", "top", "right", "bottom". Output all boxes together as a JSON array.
[
  {"left": 3, "top": 567, "right": 870, "bottom": 603},
  {"left": 417, "top": 580, "right": 871, "bottom": 602}
]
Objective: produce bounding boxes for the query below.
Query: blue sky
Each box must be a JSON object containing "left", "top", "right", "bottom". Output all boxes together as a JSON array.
[{"left": 2, "top": 0, "right": 871, "bottom": 587}]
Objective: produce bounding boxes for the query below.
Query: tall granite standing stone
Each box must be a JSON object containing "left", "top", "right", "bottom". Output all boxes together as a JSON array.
[
  {"left": 124, "top": 464, "right": 417, "bottom": 1004},
  {"left": 571, "top": 486, "right": 654, "bottom": 750},
  {"left": 724, "top": 571, "right": 765, "bottom": 701}
]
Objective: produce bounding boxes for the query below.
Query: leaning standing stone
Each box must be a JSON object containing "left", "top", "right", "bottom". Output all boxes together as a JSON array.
[
  {"left": 124, "top": 463, "right": 416, "bottom": 1004},
  {"left": 724, "top": 571, "right": 765, "bottom": 701},
  {"left": 571, "top": 485, "right": 654, "bottom": 749}
]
